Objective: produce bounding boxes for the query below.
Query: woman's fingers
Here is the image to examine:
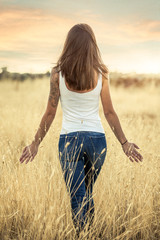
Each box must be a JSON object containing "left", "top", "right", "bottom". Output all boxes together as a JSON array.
[
  {"left": 20, "top": 151, "right": 29, "bottom": 161},
  {"left": 129, "top": 149, "right": 142, "bottom": 162},
  {"left": 19, "top": 143, "right": 38, "bottom": 164},
  {"left": 25, "top": 156, "right": 32, "bottom": 164},
  {"left": 123, "top": 143, "right": 143, "bottom": 163},
  {"left": 20, "top": 146, "right": 31, "bottom": 158},
  {"left": 20, "top": 154, "right": 29, "bottom": 163},
  {"left": 133, "top": 143, "right": 139, "bottom": 149},
  {"left": 129, "top": 156, "right": 134, "bottom": 162},
  {"left": 132, "top": 154, "right": 139, "bottom": 163},
  {"left": 20, "top": 149, "right": 28, "bottom": 158},
  {"left": 30, "top": 153, "right": 36, "bottom": 162},
  {"left": 129, "top": 154, "right": 140, "bottom": 163},
  {"left": 20, "top": 149, "right": 37, "bottom": 164},
  {"left": 133, "top": 148, "right": 143, "bottom": 161},
  {"left": 20, "top": 153, "right": 27, "bottom": 163},
  {"left": 24, "top": 152, "right": 35, "bottom": 164},
  {"left": 20, "top": 150, "right": 31, "bottom": 163}
]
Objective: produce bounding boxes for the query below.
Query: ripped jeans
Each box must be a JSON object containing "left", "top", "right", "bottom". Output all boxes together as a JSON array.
[{"left": 58, "top": 131, "right": 107, "bottom": 232}]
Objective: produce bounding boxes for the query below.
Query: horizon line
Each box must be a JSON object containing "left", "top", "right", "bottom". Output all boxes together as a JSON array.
[{"left": 0, "top": 66, "right": 160, "bottom": 76}]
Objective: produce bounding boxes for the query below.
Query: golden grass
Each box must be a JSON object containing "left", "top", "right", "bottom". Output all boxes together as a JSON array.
[{"left": 0, "top": 78, "right": 160, "bottom": 240}]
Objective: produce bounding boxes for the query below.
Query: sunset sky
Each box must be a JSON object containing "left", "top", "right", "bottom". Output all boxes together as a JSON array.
[{"left": 0, "top": 0, "right": 160, "bottom": 73}]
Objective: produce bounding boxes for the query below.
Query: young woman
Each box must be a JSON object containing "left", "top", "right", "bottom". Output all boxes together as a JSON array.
[{"left": 19, "top": 23, "right": 143, "bottom": 234}]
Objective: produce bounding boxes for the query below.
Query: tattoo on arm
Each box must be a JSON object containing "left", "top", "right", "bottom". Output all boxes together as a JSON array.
[{"left": 48, "top": 68, "right": 60, "bottom": 108}]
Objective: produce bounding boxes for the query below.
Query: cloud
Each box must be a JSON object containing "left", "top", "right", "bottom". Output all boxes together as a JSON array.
[
  {"left": 0, "top": 6, "right": 160, "bottom": 73},
  {"left": 0, "top": 7, "right": 74, "bottom": 51},
  {"left": 119, "top": 20, "right": 160, "bottom": 42},
  {"left": 88, "top": 19, "right": 160, "bottom": 46},
  {"left": 0, "top": 7, "right": 76, "bottom": 72},
  {"left": 1, "top": 7, "right": 160, "bottom": 51}
]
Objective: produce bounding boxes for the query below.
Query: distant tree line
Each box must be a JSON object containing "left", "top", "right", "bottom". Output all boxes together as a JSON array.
[
  {"left": 0, "top": 67, "right": 159, "bottom": 87},
  {"left": 0, "top": 67, "right": 50, "bottom": 81}
]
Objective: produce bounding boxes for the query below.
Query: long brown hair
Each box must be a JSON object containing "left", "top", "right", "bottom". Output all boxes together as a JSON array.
[{"left": 56, "top": 23, "right": 109, "bottom": 90}]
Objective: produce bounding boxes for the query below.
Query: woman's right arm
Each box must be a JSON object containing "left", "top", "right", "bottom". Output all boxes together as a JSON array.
[
  {"left": 19, "top": 67, "right": 60, "bottom": 164},
  {"left": 100, "top": 73, "right": 143, "bottom": 163}
]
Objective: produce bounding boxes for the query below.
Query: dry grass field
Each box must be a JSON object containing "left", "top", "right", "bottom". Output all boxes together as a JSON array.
[{"left": 0, "top": 76, "right": 160, "bottom": 240}]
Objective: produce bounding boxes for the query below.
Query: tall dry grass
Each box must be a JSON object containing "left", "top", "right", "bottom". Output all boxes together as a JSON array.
[{"left": 0, "top": 77, "right": 160, "bottom": 240}]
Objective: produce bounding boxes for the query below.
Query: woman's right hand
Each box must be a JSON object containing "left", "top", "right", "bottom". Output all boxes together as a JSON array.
[
  {"left": 122, "top": 141, "right": 143, "bottom": 163},
  {"left": 19, "top": 142, "right": 39, "bottom": 164}
]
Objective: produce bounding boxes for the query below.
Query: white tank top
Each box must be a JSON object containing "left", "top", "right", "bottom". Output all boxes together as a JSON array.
[{"left": 59, "top": 71, "right": 105, "bottom": 134}]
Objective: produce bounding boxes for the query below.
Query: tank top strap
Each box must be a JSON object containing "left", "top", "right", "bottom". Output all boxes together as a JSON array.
[
  {"left": 98, "top": 72, "right": 102, "bottom": 89},
  {"left": 59, "top": 71, "right": 65, "bottom": 93}
]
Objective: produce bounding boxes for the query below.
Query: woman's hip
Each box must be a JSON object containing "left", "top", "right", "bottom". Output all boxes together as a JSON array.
[{"left": 58, "top": 131, "right": 107, "bottom": 163}]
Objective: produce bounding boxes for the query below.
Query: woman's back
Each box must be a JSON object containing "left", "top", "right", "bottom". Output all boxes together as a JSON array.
[{"left": 59, "top": 70, "right": 105, "bottom": 134}]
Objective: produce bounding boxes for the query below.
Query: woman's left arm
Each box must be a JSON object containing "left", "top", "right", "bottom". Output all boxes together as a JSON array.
[
  {"left": 19, "top": 67, "right": 60, "bottom": 164},
  {"left": 101, "top": 73, "right": 143, "bottom": 163}
]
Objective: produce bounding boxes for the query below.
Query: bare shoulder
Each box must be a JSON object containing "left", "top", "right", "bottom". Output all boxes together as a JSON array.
[
  {"left": 100, "top": 70, "right": 115, "bottom": 115},
  {"left": 101, "top": 71, "right": 110, "bottom": 87}
]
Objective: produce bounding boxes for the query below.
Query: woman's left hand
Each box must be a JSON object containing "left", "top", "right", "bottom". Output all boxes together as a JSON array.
[
  {"left": 122, "top": 142, "right": 143, "bottom": 163},
  {"left": 19, "top": 142, "right": 39, "bottom": 164}
]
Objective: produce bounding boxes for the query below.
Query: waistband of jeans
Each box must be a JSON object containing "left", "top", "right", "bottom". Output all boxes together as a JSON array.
[{"left": 59, "top": 131, "right": 105, "bottom": 138}]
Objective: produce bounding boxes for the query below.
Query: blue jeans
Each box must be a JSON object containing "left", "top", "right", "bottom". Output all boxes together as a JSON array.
[{"left": 58, "top": 131, "right": 107, "bottom": 232}]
